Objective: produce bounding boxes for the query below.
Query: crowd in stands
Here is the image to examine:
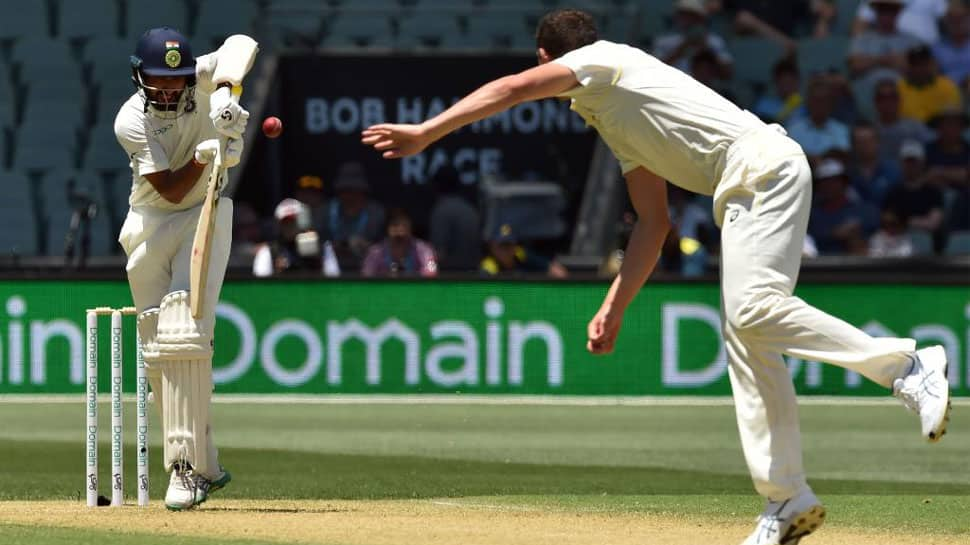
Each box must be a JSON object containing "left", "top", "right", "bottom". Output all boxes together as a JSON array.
[
  {"left": 229, "top": 0, "right": 969, "bottom": 278},
  {"left": 233, "top": 164, "right": 569, "bottom": 278},
  {"left": 646, "top": 0, "right": 969, "bottom": 276}
]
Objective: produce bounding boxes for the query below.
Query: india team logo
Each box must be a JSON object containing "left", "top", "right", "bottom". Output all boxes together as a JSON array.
[{"left": 164, "top": 41, "right": 181, "bottom": 68}]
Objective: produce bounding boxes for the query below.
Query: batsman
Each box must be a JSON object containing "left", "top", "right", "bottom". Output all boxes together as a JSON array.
[{"left": 113, "top": 27, "right": 258, "bottom": 510}]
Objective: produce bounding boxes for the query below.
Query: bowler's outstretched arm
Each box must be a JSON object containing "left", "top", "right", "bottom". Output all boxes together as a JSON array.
[{"left": 361, "top": 63, "right": 580, "bottom": 158}]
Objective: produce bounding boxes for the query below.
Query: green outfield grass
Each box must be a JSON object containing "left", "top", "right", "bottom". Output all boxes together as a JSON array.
[{"left": 0, "top": 401, "right": 967, "bottom": 544}]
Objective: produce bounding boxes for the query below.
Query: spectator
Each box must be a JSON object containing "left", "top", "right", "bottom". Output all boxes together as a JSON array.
[
  {"left": 711, "top": 0, "right": 836, "bottom": 51},
  {"left": 319, "top": 162, "right": 386, "bottom": 269},
  {"left": 924, "top": 106, "right": 970, "bottom": 187},
  {"left": 665, "top": 185, "right": 714, "bottom": 277},
  {"left": 933, "top": 1, "right": 970, "bottom": 87},
  {"left": 871, "top": 78, "right": 935, "bottom": 162},
  {"left": 884, "top": 139, "right": 947, "bottom": 249},
  {"left": 869, "top": 207, "right": 916, "bottom": 256},
  {"left": 753, "top": 59, "right": 806, "bottom": 124},
  {"left": 653, "top": 0, "right": 733, "bottom": 77},
  {"left": 847, "top": 122, "right": 902, "bottom": 204},
  {"left": 361, "top": 208, "right": 437, "bottom": 278},
  {"left": 294, "top": 174, "right": 326, "bottom": 218},
  {"left": 808, "top": 159, "right": 880, "bottom": 254},
  {"left": 254, "top": 198, "right": 338, "bottom": 277},
  {"left": 689, "top": 48, "right": 737, "bottom": 102},
  {"left": 429, "top": 166, "right": 481, "bottom": 271},
  {"left": 230, "top": 201, "right": 265, "bottom": 268},
  {"left": 480, "top": 223, "right": 568, "bottom": 278},
  {"left": 854, "top": 0, "right": 948, "bottom": 45},
  {"left": 848, "top": 0, "right": 922, "bottom": 86},
  {"left": 898, "top": 45, "right": 963, "bottom": 122},
  {"left": 787, "top": 76, "right": 851, "bottom": 162},
  {"left": 825, "top": 71, "right": 863, "bottom": 125},
  {"left": 948, "top": 189, "right": 970, "bottom": 230}
]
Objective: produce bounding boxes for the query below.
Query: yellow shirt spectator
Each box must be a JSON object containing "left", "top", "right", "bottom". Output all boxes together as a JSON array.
[{"left": 898, "top": 75, "right": 963, "bottom": 123}]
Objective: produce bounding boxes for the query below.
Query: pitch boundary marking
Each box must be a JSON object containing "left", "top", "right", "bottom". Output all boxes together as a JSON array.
[{"left": 1, "top": 393, "right": 967, "bottom": 406}]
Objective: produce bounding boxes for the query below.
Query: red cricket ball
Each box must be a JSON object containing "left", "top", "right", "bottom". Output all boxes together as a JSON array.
[{"left": 262, "top": 116, "right": 283, "bottom": 138}]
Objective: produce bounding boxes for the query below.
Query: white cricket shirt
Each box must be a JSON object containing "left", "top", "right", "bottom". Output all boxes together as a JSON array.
[
  {"left": 554, "top": 40, "right": 765, "bottom": 195},
  {"left": 114, "top": 53, "right": 220, "bottom": 210}
]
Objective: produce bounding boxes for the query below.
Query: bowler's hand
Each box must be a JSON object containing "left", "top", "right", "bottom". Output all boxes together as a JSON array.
[
  {"left": 361, "top": 123, "right": 433, "bottom": 159},
  {"left": 587, "top": 306, "right": 624, "bottom": 355}
]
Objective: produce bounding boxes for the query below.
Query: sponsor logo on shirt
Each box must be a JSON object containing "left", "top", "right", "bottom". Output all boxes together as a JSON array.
[{"left": 152, "top": 124, "right": 174, "bottom": 136}]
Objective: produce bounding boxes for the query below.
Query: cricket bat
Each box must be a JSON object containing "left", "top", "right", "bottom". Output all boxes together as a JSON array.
[{"left": 189, "top": 85, "right": 242, "bottom": 319}]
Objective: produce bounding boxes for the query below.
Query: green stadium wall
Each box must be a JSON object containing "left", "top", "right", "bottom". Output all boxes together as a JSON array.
[{"left": 0, "top": 280, "right": 967, "bottom": 397}]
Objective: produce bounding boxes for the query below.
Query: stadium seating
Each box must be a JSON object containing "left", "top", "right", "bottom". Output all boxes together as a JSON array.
[
  {"left": 56, "top": 0, "right": 121, "bottom": 39},
  {"left": 321, "top": 12, "right": 395, "bottom": 49},
  {"left": 636, "top": 0, "right": 676, "bottom": 42},
  {"left": 82, "top": 122, "right": 127, "bottom": 171},
  {"left": 98, "top": 169, "right": 132, "bottom": 249},
  {"left": 0, "top": 127, "right": 8, "bottom": 169},
  {"left": 397, "top": 10, "right": 466, "bottom": 49},
  {"left": 12, "top": 118, "right": 79, "bottom": 172},
  {"left": 851, "top": 76, "right": 883, "bottom": 127},
  {"left": 39, "top": 169, "right": 100, "bottom": 256},
  {"left": 481, "top": 179, "right": 567, "bottom": 241},
  {"left": 0, "top": 2, "right": 50, "bottom": 40},
  {"left": 0, "top": 172, "right": 39, "bottom": 256},
  {"left": 797, "top": 37, "right": 850, "bottom": 77},
  {"left": 908, "top": 229, "right": 935, "bottom": 256},
  {"left": 192, "top": 0, "right": 259, "bottom": 50},
  {"left": 944, "top": 231, "right": 970, "bottom": 256},
  {"left": 11, "top": 38, "right": 80, "bottom": 85},
  {"left": 832, "top": 0, "right": 861, "bottom": 35},
  {"left": 0, "top": 0, "right": 959, "bottom": 263},
  {"left": 465, "top": 14, "right": 534, "bottom": 50},
  {"left": 729, "top": 37, "right": 786, "bottom": 93},
  {"left": 126, "top": 0, "right": 190, "bottom": 37},
  {"left": 83, "top": 36, "right": 137, "bottom": 124},
  {"left": 0, "top": 78, "right": 15, "bottom": 128}
]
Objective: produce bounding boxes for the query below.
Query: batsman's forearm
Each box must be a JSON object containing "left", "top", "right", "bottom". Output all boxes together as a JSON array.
[
  {"left": 603, "top": 219, "right": 667, "bottom": 313},
  {"left": 422, "top": 77, "right": 523, "bottom": 142},
  {"left": 151, "top": 160, "right": 207, "bottom": 204}
]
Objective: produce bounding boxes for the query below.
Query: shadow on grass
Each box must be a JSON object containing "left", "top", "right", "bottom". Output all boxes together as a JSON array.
[{"left": 2, "top": 441, "right": 968, "bottom": 501}]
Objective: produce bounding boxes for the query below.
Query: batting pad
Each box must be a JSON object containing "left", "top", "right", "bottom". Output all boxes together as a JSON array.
[
  {"left": 156, "top": 291, "right": 212, "bottom": 359},
  {"left": 158, "top": 358, "right": 220, "bottom": 478},
  {"left": 137, "top": 308, "right": 165, "bottom": 411}
]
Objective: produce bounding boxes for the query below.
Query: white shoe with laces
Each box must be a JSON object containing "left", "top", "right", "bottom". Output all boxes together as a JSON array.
[
  {"left": 893, "top": 345, "right": 951, "bottom": 442},
  {"left": 164, "top": 464, "right": 196, "bottom": 511},
  {"left": 164, "top": 464, "right": 232, "bottom": 511},
  {"left": 741, "top": 487, "right": 826, "bottom": 545}
]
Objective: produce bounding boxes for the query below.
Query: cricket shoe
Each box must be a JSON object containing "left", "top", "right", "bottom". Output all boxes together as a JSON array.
[
  {"left": 893, "top": 345, "right": 951, "bottom": 442},
  {"left": 193, "top": 467, "right": 232, "bottom": 506},
  {"left": 741, "top": 488, "right": 826, "bottom": 545},
  {"left": 165, "top": 463, "right": 197, "bottom": 511},
  {"left": 165, "top": 464, "right": 232, "bottom": 511}
]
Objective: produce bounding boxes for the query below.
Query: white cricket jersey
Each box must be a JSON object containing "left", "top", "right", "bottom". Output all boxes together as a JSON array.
[
  {"left": 114, "top": 53, "right": 221, "bottom": 210},
  {"left": 554, "top": 40, "right": 765, "bottom": 195}
]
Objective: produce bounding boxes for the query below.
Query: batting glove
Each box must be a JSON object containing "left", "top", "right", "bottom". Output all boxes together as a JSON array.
[
  {"left": 194, "top": 139, "right": 221, "bottom": 164},
  {"left": 224, "top": 138, "right": 244, "bottom": 168},
  {"left": 209, "top": 86, "right": 250, "bottom": 139}
]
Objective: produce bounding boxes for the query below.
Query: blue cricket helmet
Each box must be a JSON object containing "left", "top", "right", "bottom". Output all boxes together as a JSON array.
[
  {"left": 130, "top": 27, "right": 197, "bottom": 115},
  {"left": 131, "top": 27, "right": 196, "bottom": 77}
]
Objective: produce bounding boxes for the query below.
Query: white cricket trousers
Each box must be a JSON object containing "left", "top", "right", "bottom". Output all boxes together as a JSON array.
[
  {"left": 715, "top": 126, "right": 916, "bottom": 501},
  {"left": 119, "top": 198, "right": 233, "bottom": 317}
]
